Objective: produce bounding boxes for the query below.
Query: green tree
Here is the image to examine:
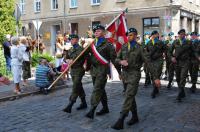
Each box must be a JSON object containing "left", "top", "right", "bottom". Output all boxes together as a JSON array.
[
  {"left": 0, "top": 0, "right": 16, "bottom": 76},
  {"left": 0, "top": 0, "right": 16, "bottom": 43}
]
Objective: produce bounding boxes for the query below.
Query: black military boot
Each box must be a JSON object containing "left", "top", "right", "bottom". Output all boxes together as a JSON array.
[
  {"left": 85, "top": 106, "right": 97, "bottom": 119},
  {"left": 76, "top": 98, "right": 87, "bottom": 110},
  {"left": 190, "top": 84, "right": 196, "bottom": 93},
  {"left": 151, "top": 87, "right": 159, "bottom": 99},
  {"left": 144, "top": 78, "right": 151, "bottom": 87},
  {"left": 96, "top": 101, "right": 109, "bottom": 116},
  {"left": 127, "top": 110, "right": 139, "bottom": 126},
  {"left": 176, "top": 88, "right": 185, "bottom": 102},
  {"left": 111, "top": 113, "right": 127, "bottom": 130},
  {"left": 167, "top": 81, "right": 172, "bottom": 90},
  {"left": 63, "top": 101, "right": 75, "bottom": 113}
]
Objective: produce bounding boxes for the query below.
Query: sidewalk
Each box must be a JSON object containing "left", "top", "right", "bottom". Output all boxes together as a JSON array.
[{"left": 0, "top": 72, "right": 92, "bottom": 102}]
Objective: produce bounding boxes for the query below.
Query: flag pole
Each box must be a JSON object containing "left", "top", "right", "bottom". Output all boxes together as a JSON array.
[
  {"left": 47, "top": 42, "right": 92, "bottom": 90},
  {"left": 105, "top": 8, "right": 128, "bottom": 29}
]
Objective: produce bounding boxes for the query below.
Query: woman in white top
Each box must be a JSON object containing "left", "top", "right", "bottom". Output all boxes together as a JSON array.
[
  {"left": 11, "top": 36, "right": 23, "bottom": 94},
  {"left": 19, "top": 36, "right": 31, "bottom": 86},
  {"left": 55, "top": 35, "right": 65, "bottom": 67}
]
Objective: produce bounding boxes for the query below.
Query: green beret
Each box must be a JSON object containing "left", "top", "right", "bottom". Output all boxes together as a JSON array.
[
  {"left": 127, "top": 28, "right": 138, "bottom": 35},
  {"left": 151, "top": 30, "right": 159, "bottom": 36},
  {"left": 178, "top": 29, "right": 186, "bottom": 34},
  {"left": 191, "top": 31, "right": 198, "bottom": 36},
  {"left": 69, "top": 34, "right": 79, "bottom": 40},
  {"left": 168, "top": 32, "right": 174, "bottom": 36},
  {"left": 93, "top": 24, "right": 105, "bottom": 32}
]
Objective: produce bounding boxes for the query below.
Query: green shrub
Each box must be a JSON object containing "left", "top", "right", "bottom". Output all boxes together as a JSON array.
[{"left": 31, "top": 52, "right": 55, "bottom": 67}]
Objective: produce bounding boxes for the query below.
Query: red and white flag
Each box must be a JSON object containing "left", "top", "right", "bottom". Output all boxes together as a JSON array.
[{"left": 106, "top": 12, "right": 128, "bottom": 52}]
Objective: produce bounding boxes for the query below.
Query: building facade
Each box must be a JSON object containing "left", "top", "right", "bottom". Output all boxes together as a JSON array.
[{"left": 16, "top": 0, "right": 200, "bottom": 54}]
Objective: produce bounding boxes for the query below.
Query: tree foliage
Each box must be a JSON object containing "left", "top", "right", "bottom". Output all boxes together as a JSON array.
[
  {"left": 0, "top": 0, "right": 16, "bottom": 43},
  {"left": 0, "top": 0, "right": 16, "bottom": 76}
]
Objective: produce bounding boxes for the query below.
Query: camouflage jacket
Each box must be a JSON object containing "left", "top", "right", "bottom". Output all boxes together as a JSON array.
[
  {"left": 116, "top": 42, "right": 144, "bottom": 72},
  {"left": 170, "top": 39, "right": 192, "bottom": 62},
  {"left": 88, "top": 38, "right": 120, "bottom": 77},
  {"left": 144, "top": 39, "right": 165, "bottom": 62},
  {"left": 66, "top": 44, "right": 86, "bottom": 76}
]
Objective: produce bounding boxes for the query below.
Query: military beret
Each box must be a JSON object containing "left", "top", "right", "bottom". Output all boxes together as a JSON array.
[
  {"left": 69, "top": 34, "right": 79, "bottom": 40},
  {"left": 93, "top": 24, "right": 105, "bottom": 32},
  {"left": 178, "top": 29, "right": 186, "bottom": 34},
  {"left": 127, "top": 28, "right": 138, "bottom": 35},
  {"left": 168, "top": 32, "right": 174, "bottom": 36},
  {"left": 144, "top": 31, "right": 150, "bottom": 35},
  {"left": 190, "top": 31, "right": 198, "bottom": 36},
  {"left": 151, "top": 30, "right": 159, "bottom": 36}
]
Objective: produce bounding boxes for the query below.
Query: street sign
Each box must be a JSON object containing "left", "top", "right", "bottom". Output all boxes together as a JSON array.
[{"left": 32, "top": 20, "right": 42, "bottom": 31}]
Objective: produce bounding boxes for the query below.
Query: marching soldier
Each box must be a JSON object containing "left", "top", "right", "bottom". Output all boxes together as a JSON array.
[
  {"left": 189, "top": 32, "right": 200, "bottom": 93},
  {"left": 170, "top": 29, "right": 193, "bottom": 102},
  {"left": 85, "top": 25, "right": 120, "bottom": 119},
  {"left": 111, "top": 28, "right": 144, "bottom": 130},
  {"left": 143, "top": 32, "right": 151, "bottom": 87},
  {"left": 144, "top": 30, "right": 165, "bottom": 98},
  {"left": 165, "top": 32, "right": 175, "bottom": 89},
  {"left": 63, "top": 34, "right": 87, "bottom": 113}
]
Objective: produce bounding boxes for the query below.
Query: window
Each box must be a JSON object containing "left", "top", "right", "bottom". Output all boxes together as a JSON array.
[
  {"left": 70, "top": 0, "right": 77, "bottom": 8},
  {"left": 19, "top": 0, "right": 25, "bottom": 14},
  {"left": 143, "top": 18, "right": 160, "bottom": 27},
  {"left": 34, "top": 0, "right": 41, "bottom": 12},
  {"left": 152, "top": 18, "right": 160, "bottom": 26},
  {"left": 91, "top": 0, "right": 100, "bottom": 5},
  {"left": 51, "top": 0, "right": 58, "bottom": 10},
  {"left": 143, "top": 17, "right": 160, "bottom": 38}
]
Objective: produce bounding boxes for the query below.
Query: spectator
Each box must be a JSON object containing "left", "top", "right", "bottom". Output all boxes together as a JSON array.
[
  {"left": 19, "top": 36, "right": 31, "bottom": 86},
  {"left": 11, "top": 36, "right": 23, "bottom": 94},
  {"left": 35, "top": 59, "right": 55, "bottom": 94},
  {"left": 3, "top": 34, "right": 12, "bottom": 73},
  {"left": 55, "top": 35, "right": 65, "bottom": 67}
]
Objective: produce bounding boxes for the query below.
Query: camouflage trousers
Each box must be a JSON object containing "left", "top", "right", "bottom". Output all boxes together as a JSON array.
[
  {"left": 90, "top": 76, "right": 107, "bottom": 107},
  {"left": 189, "top": 61, "right": 199, "bottom": 85},
  {"left": 121, "top": 70, "right": 141, "bottom": 115},
  {"left": 175, "top": 61, "right": 190, "bottom": 90},
  {"left": 70, "top": 75, "right": 86, "bottom": 102}
]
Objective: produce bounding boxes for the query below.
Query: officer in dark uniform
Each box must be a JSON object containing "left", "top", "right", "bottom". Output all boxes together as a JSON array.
[
  {"left": 111, "top": 28, "right": 144, "bottom": 130},
  {"left": 170, "top": 29, "right": 193, "bottom": 102},
  {"left": 63, "top": 34, "right": 87, "bottom": 113},
  {"left": 144, "top": 30, "right": 165, "bottom": 98},
  {"left": 85, "top": 25, "right": 120, "bottom": 119},
  {"left": 189, "top": 31, "right": 200, "bottom": 93}
]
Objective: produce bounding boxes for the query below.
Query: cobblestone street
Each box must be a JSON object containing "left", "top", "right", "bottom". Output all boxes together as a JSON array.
[{"left": 0, "top": 77, "right": 200, "bottom": 132}]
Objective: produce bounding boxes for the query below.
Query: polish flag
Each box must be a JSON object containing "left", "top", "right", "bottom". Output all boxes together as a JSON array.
[{"left": 106, "top": 12, "right": 128, "bottom": 52}]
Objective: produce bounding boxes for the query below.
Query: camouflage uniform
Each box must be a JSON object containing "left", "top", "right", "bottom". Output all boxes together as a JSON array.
[
  {"left": 189, "top": 39, "right": 200, "bottom": 92},
  {"left": 116, "top": 42, "right": 144, "bottom": 115},
  {"left": 63, "top": 36, "right": 88, "bottom": 113},
  {"left": 170, "top": 38, "right": 192, "bottom": 101},
  {"left": 86, "top": 37, "right": 120, "bottom": 119},
  {"left": 165, "top": 39, "right": 175, "bottom": 89},
  {"left": 67, "top": 44, "right": 86, "bottom": 102},
  {"left": 144, "top": 39, "right": 165, "bottom": 98}
]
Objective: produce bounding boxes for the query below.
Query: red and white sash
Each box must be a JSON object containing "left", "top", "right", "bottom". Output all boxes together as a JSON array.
[{"left": 91, "top": 42, "right": 109, "bottom": 65}]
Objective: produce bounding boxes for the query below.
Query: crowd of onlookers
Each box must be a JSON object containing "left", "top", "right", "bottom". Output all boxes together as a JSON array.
[{"left": 0, "top": 32, "right": 74, "bottom": 94}]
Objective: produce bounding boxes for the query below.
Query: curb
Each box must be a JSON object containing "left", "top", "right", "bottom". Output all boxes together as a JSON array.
[{"left": 0, "top": 80, "right": 92, "bottom": 103}]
